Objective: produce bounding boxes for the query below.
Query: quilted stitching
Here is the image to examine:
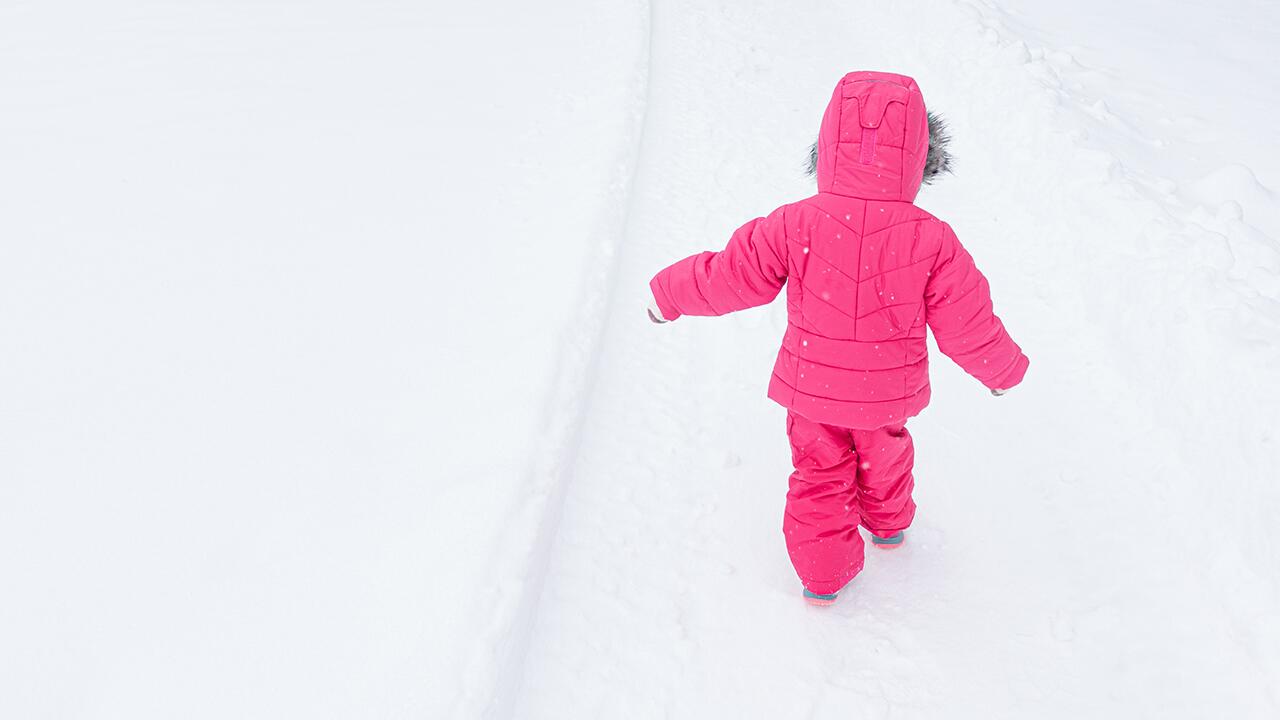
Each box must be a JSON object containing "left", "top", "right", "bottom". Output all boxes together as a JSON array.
[{"left": 649, "top": 71, "right": 1029, "bottom": 429}]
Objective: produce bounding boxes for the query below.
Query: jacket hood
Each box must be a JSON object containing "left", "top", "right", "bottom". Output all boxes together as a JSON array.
[{"left": 815, "top": 71, "right": 930, "bottom": 202}]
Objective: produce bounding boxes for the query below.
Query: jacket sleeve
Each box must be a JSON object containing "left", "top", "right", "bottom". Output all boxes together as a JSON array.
[
  {"left": 649, "top": 205, "right": 789, "bottom": 321},
  {"left": 924, "top": 223, "right": 1029, "bottom": 390}
]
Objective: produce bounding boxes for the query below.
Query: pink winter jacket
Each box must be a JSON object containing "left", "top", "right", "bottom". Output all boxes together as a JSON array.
[{"left": 649, "top": 71, "right": 1029, "bottom": 429}]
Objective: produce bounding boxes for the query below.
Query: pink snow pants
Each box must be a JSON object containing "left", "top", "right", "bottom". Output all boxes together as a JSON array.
[{"left": 783, "top": 411, "right": 916, "bottom": 595}]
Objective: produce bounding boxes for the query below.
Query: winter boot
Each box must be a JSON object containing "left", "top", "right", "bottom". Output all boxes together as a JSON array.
[
  {"left": 803, "top": 588, "right": 842, "bottom": 606},
  {"left": 870, "top": 530, "right": 905, "bottom": 549}
]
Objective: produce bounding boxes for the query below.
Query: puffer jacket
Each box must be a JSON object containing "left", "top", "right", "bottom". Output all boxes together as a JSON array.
[{"left": 649, "top": 71, "right": 1028, "bottom": 429}]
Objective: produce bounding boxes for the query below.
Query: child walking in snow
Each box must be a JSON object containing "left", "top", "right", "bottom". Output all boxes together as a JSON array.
[{"left": 646, "top": 71, "right": 1029, "bottom": 605}]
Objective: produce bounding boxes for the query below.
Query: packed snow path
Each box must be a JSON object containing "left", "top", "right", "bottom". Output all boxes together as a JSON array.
[{"left": 486, "top": 1, "right": 1280, "bottom": 717}]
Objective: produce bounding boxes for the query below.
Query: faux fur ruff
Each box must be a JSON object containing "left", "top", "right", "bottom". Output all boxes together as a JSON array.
[{"left": 805, "top": 111, "right": 953, "bottom": 185}]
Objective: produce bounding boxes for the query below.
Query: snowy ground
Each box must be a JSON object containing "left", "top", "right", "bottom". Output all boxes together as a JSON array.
[{"left": 2, "top": 1, "right": 1277, "bottom": 719}]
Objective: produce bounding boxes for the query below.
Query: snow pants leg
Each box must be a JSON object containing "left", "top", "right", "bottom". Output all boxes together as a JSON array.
[{"left": 782, "top": 411, "right": 916, "bottom": 594}]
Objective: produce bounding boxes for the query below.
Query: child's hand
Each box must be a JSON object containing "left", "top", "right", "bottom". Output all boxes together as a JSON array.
[
  {"left": 991, "top": 388, "right": 1008, "bottom": 396},
  {"left": 647, "top": 301, "right": 670, "bottom": 324}
]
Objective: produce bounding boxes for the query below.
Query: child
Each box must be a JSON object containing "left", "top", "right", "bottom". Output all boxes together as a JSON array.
[{"left": 646, "top": 71, "right": 1028, "bottom": 605}]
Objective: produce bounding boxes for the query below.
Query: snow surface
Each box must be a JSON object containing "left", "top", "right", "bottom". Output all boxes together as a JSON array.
[{"left": 2, "top": 1, "right": 1277, "bottom": 718}]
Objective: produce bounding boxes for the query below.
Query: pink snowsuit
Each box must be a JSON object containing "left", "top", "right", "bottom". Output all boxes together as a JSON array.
[{"left": 649, "top": 71, "right": 1028, "bottom": 594}]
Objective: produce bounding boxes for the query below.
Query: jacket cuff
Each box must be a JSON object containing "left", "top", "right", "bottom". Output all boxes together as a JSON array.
[
  {"left": 648, "top": 275, "right": 680, "bottom": 322},
  {"left": 988, "top": 353, "right": 1029, "bottom": 391}
]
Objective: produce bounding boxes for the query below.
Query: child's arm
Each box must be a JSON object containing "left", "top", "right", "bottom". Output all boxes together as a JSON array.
[
  {"left": 648, "top": 205, "right": 789, "bottom": 322},
  {"left": 924, "top": 223, "right": 1029, "bottom": 392}
]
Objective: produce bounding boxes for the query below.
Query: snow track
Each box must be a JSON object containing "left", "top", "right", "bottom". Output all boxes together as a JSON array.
[
  {"left": 455, "top": 3, "right": 656, "bottom": 717},
  {"left": 502, "top": 1, "right": 1280, "bottom": 717}
]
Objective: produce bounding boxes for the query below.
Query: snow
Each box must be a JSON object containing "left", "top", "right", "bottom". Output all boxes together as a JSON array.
[{"left": 2, "top": 1, "right": 1277, "bottom": 718}]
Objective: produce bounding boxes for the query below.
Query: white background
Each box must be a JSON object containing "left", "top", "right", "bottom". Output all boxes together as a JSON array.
[{"left": 2, "top": 1, "right": 1277, "bottom": 718}]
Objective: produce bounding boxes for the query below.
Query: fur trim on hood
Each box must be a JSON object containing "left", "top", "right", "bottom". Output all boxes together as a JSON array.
[{"left": 806, "top": 110, "right": 953, "bottom": 185}]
